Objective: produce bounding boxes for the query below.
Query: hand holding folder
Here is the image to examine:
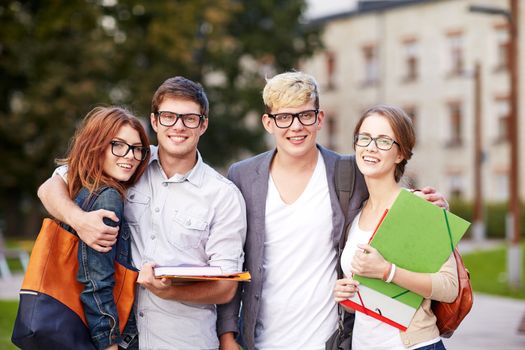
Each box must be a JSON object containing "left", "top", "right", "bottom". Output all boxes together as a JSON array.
[
  {"left": 154, "top": 265, "right": 251, "bottom": 282},
  {"left": 341, "top": 189, "right": 470, "bottom": 330}
]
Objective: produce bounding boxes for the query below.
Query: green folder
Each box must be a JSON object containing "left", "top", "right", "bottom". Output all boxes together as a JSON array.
[{"left": 353, "top": 189, "right": 471, "bottom": 309}]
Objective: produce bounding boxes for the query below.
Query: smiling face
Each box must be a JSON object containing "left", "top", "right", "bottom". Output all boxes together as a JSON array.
[
  {"left": 103, "top": 124, "right": 143, "bottom": 182},
  {"left": 355, "top": 114, "right": 404, "bottom": 181},
  {"left": 150, "top": 96, "right": 208, "bottom": 164},
  {"left": 262, "top": 102, "right": 324, "bottom": 160}
]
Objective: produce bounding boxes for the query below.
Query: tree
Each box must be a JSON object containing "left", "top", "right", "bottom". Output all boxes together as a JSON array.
[
  {"left": 0, "top": 0, "right": 322, "bottom": 237},
  {"left": 0, "top": 0, "right": 123, "bottom": 237},
  {"left": 110, "top": 0, "right": 322, "bottom": 164}
]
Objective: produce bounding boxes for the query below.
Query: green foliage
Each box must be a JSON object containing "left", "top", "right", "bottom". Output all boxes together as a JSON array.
[
  {"left": 0, "top": 301, "right": 18, "bottom": 350},
  {"left": 0, "top": 0, "right": 128, "bottom": 237},
  {"left": 97, "top": 0, "right": 322, "bottom": 165},
  {"left": 0, "top": 0, "right": 323, "bottom": 237},
  {"left": 6, "top": 258, "right": 23, "bottom": 273},
  {"left": 463, "top": 243, "right": 525, "bottom": 299},
  {"left": 449, "top": 199, "right": 525, "bottom": 239}
]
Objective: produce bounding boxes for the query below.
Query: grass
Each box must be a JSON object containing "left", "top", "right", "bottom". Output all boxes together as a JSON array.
[
  {"left": 6, "top": 258, "right": 23, "bottom": 273},
  {"left": 1, "top": 239, "right": 31, "bottom": 349},
  {"left": 4, "top": 238, "right": 33, "bottom": 273},
  {"left": 0, "top": 301, "right": 18, "bottom": 350},
  {"left": 462, "top": 242, "right": 525, "bottom": 299}
]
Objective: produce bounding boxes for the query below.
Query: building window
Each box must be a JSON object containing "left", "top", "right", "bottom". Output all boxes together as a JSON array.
[
  {"left": 446, "top": 31, "right": 464, "bottom": 76},
  {"left": 447, "top": 102, "right": 463, "bottom": 147},
  {"left": 447, "top": 172, "right": 464, "bottom": 199},
  {"left": 494, "top": 97, "right": 509, "bottom": 142},
  {"left": 403, "top": 105, "right": 417, "bottom": 135},
  {"left": 494, "top": 23, "right": 509, "bottom": 71},
  {"left": 326, "top": 115, "right": 337, "bottom": 150},
  {"left": 362, "top": 44, "right": 379, "bottom": 86},
  {"left": 402, "top": 39, "right": 418, "bottom": 82},
  {"left": 325, "top": 51, "right": 336, "bottom": 90},
  {"left": 494, "top": 171, "right": 509, "bottom": 201}
]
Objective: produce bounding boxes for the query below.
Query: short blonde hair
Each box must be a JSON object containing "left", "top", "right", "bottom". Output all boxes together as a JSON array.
[{"left": 262, "top": 71, "right": 319, "bottom": 113}]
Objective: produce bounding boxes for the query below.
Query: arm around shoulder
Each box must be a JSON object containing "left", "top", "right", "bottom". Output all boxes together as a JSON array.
[
  {"left": 37, "top": 174, "right": 119, "bottom": 252},
  {"left": 38, "top": 174, "right": 82, "bottom": 225},
  {"left": 89, "top": 188, "right": 124, "bottom": 228}
]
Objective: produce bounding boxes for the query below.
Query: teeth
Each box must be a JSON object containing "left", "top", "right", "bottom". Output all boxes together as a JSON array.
[
  {"left": 117, "top": 163, "right": 132, "bottom": 169},
  {"left": 289, "top": 136, "right": 305, "bottom": 141},
  {"left": 363, "top": 156, "right": 379, "bottom": 163},
  {"left": 170, "top": 136, "right": 187, "bottom": 141}
]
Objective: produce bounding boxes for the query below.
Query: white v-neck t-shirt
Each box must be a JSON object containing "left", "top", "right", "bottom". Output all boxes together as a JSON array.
[{"left": 254, "top": 152, "right": 337, "bottom": 349}]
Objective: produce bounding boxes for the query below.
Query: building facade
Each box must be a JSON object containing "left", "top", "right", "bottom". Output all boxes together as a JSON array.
[{"left": 301, "top": 0, "right": 525, "bottom": 202}]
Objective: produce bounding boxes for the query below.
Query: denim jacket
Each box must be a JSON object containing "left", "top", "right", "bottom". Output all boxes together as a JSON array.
[{"left": 73, "top": 187, "right": 138, "bottom": 350}]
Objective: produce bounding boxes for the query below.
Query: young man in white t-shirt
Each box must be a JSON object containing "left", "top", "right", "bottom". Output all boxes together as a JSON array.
[{"left": 217, "top": 71, "right": 448, "bottom": 350}]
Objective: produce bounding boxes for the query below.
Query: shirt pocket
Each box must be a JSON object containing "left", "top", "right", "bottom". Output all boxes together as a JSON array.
[
  {"left": 169, "top": 210, "right": 209, "bottom": 250},
  {"left": 125, "top": 189, "right": 150, "bottom": 224}
]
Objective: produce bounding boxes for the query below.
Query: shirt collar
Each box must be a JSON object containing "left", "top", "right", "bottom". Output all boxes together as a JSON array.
[
  {"left": 184, "top": 152, "right": 205, "bottom": 187},
  {"left": 148, "top": 145, "right": 205, "bottom": 187},
  {"left": 148, "top": 145, "right": 160, "bottom": 166}
]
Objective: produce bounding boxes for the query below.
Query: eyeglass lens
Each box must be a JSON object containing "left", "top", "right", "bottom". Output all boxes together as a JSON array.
[
  {"left": 157, "top": 111, "right": 202, "bottom": 128},
  {"left": 355, "top": 134, "right": 396, "bottom": 150},
  {"left": 110, "top": 141, "right": 147, "bottom": 161},
  {"left": 270, "top": 110, "right": 318, "bottom": 128}
]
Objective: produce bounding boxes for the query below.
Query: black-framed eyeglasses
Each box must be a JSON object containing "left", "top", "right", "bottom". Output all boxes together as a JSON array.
[
  {"left": 110, "top": 140, "right": 149, "bottom": 161},
  {"left": 267, "top": 109, "right": 319, "bottom": 128},
  {"left": 155, "top": 111, "right": 206, "bottom": 129},
  {"left": 354, "top": 133, "right": 399, "bottom": 151}
]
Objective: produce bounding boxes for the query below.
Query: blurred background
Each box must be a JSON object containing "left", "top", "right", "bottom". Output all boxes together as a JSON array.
[{"left": 1, "top": 0, "right": 524, "bottom": 348}]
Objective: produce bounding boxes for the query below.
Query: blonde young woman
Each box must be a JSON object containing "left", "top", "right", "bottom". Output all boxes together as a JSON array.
[{"left": 334, "top": 105, "right": 458, "bottom": 350}]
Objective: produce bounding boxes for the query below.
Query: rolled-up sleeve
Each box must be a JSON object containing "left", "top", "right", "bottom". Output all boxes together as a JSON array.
[
  {"left": 429, "top": 253, "right": 459, "bottom": 302},
  {"left": 217, "top": 286, "right": 242, "bottom": 336},
  {"left": 52, "top": 165, "right": 69, "bottom": 182},
  {"left": 206, "top": 182, "right": 247, "bottom": 273},
  {"left": 216, "top": 163, "right": 245, "bottom": 337}
]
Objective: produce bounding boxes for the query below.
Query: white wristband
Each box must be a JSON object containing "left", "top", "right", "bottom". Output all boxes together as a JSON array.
[{"left": 385, "top": 263, "right": 396, "bottom": 283}]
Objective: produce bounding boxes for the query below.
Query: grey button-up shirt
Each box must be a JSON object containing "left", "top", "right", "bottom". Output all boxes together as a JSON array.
[{"left": 125, "top": 146, "right": 246, "bottom": 350}]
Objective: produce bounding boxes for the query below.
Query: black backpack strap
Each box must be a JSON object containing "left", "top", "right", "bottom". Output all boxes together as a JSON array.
[
  {"left": 334, "top": 156, "right": 357, "bottom": 337},
  {"left": 334, "top": 156, "right": 356, "bottom": 282},
  {"left": 335, "top": 156, "right": 355, "bottom": 251}
]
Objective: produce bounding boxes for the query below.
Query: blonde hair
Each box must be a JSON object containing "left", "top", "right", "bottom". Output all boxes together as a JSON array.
[{"left": 262, "top": 71, "right": 319, "bottom": 112}]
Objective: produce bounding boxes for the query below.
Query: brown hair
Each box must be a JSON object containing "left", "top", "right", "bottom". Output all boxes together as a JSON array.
[
  {"left": 59, "top": 106, "right": 150, "bottom": 199},
  {"left": 353, "top": 104, "right": 415, "bottom": 182},
  {"left": 151, "top": 76, "right": 209, "bottom": 116}
]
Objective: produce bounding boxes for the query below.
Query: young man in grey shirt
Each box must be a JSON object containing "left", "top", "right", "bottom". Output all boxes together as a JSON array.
[{"left": 38, "top": 76, "right": 247, "bottom": 349}]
